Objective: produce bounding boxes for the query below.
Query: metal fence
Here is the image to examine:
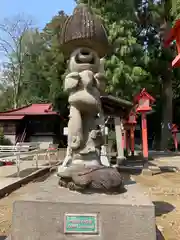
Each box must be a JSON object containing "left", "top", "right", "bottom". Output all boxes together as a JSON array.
[{"left": 0, "top": 144, "right": 66, "bottom": 177}]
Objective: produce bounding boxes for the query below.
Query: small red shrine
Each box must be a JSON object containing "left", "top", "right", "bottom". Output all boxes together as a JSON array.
[
  {"left": 134, "top": 88, "right": 155, "bottom": 112},
  {"left": 127, "top": 111, "right": 137, "bottom": 125},
  {"left": 0, "top": 104, "right": 64, "bottom": 147},
  {"left": 134, "top": 89, "right": 155, "bottom": 161}
]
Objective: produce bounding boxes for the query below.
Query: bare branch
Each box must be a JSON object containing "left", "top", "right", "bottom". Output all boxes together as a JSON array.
[{"left": 0, "top": 14, "right": 35, "bottom": 108}]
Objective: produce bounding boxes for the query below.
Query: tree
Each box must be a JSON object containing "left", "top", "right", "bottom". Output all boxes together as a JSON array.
[
  {"left": 42, "top": 11, "right": 68, "bottom": 113},
  {"left": 19, "top": 29, "right": 51, "bottom": 104},
  {"left": 0, "top": 14, "right": 35, "bottom": 108},
  {"left": 0, "top": 84, "right": 14, "bottom": 111},
  {"left": 172, "top": 0, "right": 180, "bottom": 17},
  {"left": 76, "top": 0, "right": 150, "bottom": 101},
  {"left": 14, "top": 11, "right": 69, "bottom": 116},
  {"left": 75, "top": 0, "right": 179, "bottom": 149}
]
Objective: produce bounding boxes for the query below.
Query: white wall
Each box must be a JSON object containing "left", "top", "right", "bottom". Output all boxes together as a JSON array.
[
  {"left": 29, "top": 136, "right": 54, "bottom": 149},
  {"left": 4, "top": 134, "right": 16, "bottom": 144}
]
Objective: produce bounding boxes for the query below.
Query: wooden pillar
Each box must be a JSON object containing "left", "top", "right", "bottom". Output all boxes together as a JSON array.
[
  {"left": 130, "top": 126, "right": 135, "bottom": 156},
  {"left": 173, "top": 132, "right": 178, "bottom": 151},
  {"left": 125, "top": 130, "right": 129, "bottom": 157},
  {"left": 141, "top": 112, "right": 148, "bottom": 161}
]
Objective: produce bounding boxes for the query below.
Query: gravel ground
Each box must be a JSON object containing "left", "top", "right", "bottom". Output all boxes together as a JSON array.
[{"left": 134, "top": 172, "right": 180, "bottom": 240}]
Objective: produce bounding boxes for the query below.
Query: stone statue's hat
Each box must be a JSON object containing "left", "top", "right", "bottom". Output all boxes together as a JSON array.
[{"left": 60, "top": 4, "right": 109, "bottom": 58}]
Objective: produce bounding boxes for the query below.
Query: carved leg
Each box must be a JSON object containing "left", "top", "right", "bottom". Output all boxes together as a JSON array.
[
  {"left": 100, "top": 145, "right": 110, "bottom": 167},
  {"left": 67, "top": 182, "right": 85, "bottom": 191},
  {"left": 58, "top": 178, "right": 68, "bottom": 188},
  {"left": 68, "top": 106, "right": 83, "bottom": 150},
  {"left": 61, "top": 146, "right": 72, "bottom": 167}
]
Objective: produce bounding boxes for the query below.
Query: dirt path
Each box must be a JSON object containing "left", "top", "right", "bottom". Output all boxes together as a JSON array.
[
  {"left": 0, "top": 172, "right": 180, "bottom": 239},
  {"left": 134, "top": 172, "right": 180, "bottom": 240},
  {"left": 0, "top": 174, "right": 50, "bottom": 237}
]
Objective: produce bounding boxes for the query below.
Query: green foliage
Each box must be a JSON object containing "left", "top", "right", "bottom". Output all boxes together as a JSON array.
[
  {"left": 0, "top": 86, "right": 14, "bottom": 111},
  {"left": 77, "top": 0, "right": 152, "bottom": 100},
  {"left": 26, "top": 12, "right": 68, "bottom": 111},
  {"left": 172, "top": 0, "right": 180, "bottom": 18},
  {"left": 0, "top": 128, "right": 12, "bottom": 145}
]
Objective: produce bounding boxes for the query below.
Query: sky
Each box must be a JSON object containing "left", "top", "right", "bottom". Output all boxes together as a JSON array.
[{"left": 0, "top": 0, "right": 76, "bottom": 29}]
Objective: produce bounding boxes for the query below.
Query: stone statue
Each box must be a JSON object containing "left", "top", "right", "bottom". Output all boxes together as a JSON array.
[
  {"left": 57, "top": 4, "right": 124, "bottom": 193},
  {"left": 65, "top": 52, "right": 106, "bottom": 165}
]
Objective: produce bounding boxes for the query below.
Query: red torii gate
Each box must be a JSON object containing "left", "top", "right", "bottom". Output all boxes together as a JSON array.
[
  {"left": 164, "top": 19, "right": 180, "bottom": 67},
  {"left": 164, "top": 20, "right": 180, "bottom": 151}
]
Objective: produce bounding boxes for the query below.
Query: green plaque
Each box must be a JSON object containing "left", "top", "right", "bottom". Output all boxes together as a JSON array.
[{"left": 64, "top": 213, "right": 98, "bottom": 234}]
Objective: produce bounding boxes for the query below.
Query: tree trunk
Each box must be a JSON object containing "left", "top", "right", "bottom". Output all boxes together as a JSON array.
[
  {"left": 13, "top": 90, "right": 18, "bottom": 109},
  {"left": 160, "top": 72, "right": 172, "bottom": 150},
  {"left": 160, "top": 13, "right": 173, "bottom": 150},
  {"left": 13, "top": 100, "right": 17, "bottom": 109}
]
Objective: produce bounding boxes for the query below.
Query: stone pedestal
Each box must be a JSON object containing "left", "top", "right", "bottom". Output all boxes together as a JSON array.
[{"left": 7, "top": 175, "right": 156, "bottom": 240}]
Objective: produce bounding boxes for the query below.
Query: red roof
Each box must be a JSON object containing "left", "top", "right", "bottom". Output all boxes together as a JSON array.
[
  {"left": 164, "top": 20, "right": 180, "bottom": 48},
  {"left": 0, "top": 104, "right": 59, "bottom": 120},
  {"left": 0, "top": 115, "right": 24, "bottom": 120},
  {"left": 134, "top": 88, "right": 155, "bottom": 103}
]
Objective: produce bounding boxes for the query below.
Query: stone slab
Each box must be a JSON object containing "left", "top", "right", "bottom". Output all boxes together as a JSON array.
[
  {"left": 0, "top": 167, "right": 51, "bottom": 199},
  {"left": 8, "top": 175, "right": 156, "bottom": 240}
]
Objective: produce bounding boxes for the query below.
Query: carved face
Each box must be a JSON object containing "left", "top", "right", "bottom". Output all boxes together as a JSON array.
[{"left": 68, "top": 47, "right": 100, "bottom": 73}]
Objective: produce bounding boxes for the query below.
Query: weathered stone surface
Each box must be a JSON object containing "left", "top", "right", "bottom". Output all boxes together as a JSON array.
[
  {"left": 58, "top": 165, "right": 124, "bottom": 192},
  {"left": 60, "top": 4, "right": 109, "bottom": 58},
  {"left": 7, "top": 175, "right": 156, "bottom": 240},
  {"left": 58, "top": 4, "right": 110, "bottom": 174}
]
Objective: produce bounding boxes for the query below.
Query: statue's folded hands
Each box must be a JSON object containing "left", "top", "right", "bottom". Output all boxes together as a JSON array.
[
  {"left": 64, "top": 72, "right": 80, "bottom": 92},
  {"left": 94, "top": 72, "right": 106, "bottom": 92}
]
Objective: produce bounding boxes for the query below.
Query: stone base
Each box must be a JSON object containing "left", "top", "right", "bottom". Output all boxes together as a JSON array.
[
  {"left": 141, "top": 168, "right": 153, "bottom": 176},
  {"left": 141, "top": 166, "right": 161, "bottom": 176},
  {"left": 115, "top": 156, "right": 126, "bottom": 166},
  {"left": 7, "top": 175, "right": 156, "bottom": 240}
]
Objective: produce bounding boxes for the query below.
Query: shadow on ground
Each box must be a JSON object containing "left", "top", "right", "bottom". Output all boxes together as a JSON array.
[
  {"left": 149, "top": 151, "right": 180, "bottom": 159},
  {"left": 153, "top": 201, "right": 175, "bottom": 217},
  {"left": 153, "top": 166, "right": 179, "bottom": 175},
  {"left": 118, "top": 160, "right": 179, "bottom": 176},
  {"left": 7, "top": 168, "right": 39, "bottom": 178},
  {"left": 126, "top": 151, "right": 180, "bottom": 161},
  {"left": 156, "top": 226, "right": 165, "bottom": 240},
  {"left": 120, "top": 172, "right": 137, "bottom": 185},
  {"left": 33, "top": 172, "right": 52, "bottom": 183}
]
